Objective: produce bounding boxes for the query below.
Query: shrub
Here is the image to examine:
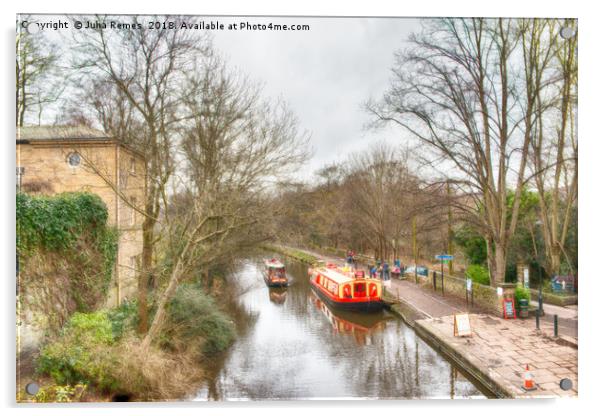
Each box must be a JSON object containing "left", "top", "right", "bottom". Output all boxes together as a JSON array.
[
  {"left": 514, "top": 283, "right": 531, "bottom": 305},
  {"left": 36, "top": 309, "right": 208, "bottom": 401},
  {"left": 466, "top": 264, "right": 490, "bottom": 286},
  {"left": 107, "top": 300, "right": 138, "bottom": 340},
  {"left": 166, "top": 284, "right": 236, "bottom": 354},
  {"left": 37, "top": 312, "right": 119, "bottom": 391}
]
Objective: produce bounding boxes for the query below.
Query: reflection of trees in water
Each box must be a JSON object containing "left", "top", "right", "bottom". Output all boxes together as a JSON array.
[
  {"left": 200, "top": 257, "right": 483, "bottom": 400},
  {"left": 308, "top": 309, "right": 477, "bottom": 399}
]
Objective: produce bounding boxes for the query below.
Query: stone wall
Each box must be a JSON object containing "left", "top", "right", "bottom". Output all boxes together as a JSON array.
[
  {"left": 426, "top": 271, "right": 510, "bottom": 316},
  {"left": 17, "top": 141, "right": 145, "bottom": 306}
]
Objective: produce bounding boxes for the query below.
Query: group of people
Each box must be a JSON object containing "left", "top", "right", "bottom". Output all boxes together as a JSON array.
[{"left": 345, "top": 248, "right": 404, "bottom": 281}]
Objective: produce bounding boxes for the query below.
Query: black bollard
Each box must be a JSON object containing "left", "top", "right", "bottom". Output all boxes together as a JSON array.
[
  {"left": 554, "top": 314, "right": 559, "bottom": 337},
  {"left": 536, "top": 310, "right": 540, "bottom": 330}
]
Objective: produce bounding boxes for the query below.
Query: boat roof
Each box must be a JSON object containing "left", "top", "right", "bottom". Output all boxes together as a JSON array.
[
  {"left": 265, "top": 259, "right": 285, "bottom": 268},
  {"left": 315, "top": 266, "right": 365, "bottom": 285}
]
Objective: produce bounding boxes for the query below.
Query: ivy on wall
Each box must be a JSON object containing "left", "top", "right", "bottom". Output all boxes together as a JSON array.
[{"left": 17, "top": 192, "right": 118, "bottom": 330}]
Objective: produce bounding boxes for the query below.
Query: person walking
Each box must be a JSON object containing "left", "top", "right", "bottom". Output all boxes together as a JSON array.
[{"left": 383, "top": 261, "right": 390, "bottom": 281}]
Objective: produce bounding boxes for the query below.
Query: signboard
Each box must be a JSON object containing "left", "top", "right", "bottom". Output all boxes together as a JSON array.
[
  {"left": 496, "top": 287, "right": 503, "bottom": 297},
  {"left": 466, "top": 278, "right": 472, "bottom": 292},
  {"left": 503, "top": 298, "right": 516, "bottom": 319},
  {"left": 435, "top": 254, "right": 454, "bottom": 261},
  {"left": 453, "top": 313, "right": 472, "bottom": 337},
  {"left": 523, "top": 268, "right": 529, "bottom": 289}
]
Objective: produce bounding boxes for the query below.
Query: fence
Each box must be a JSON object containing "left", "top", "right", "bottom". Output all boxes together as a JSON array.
[{"left": 429, "top": 270, "right": 501, "bottom": 314}]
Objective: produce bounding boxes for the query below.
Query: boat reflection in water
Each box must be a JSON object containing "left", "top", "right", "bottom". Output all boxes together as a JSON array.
[
  {"left": 269, "top": 287, "right": 288, "bottom": 305},
  {"left": 309, "top": 291, "right": 387, "bottom": 346}
]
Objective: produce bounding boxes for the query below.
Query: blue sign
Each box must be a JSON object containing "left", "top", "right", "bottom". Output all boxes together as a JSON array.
[{"left": 435, "top": 254, "right": 454, "bottom": 261}]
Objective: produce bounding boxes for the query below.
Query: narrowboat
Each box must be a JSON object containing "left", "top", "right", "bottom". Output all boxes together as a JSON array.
[
  {"left": 308, "top": 263, "right": 384, "bottom": 312},
  {"left": 263, "top": 258, "right": 288, "bottom": 287}
]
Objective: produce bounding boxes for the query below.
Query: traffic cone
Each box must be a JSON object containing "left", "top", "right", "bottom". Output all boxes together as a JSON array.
[{"left": 523, "top": 364, "right": 536, "bottom": 391}]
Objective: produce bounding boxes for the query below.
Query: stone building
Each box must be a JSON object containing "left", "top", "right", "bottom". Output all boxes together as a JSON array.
[{"left": 16, "top": 125, "right": 145, "bottom": 306}]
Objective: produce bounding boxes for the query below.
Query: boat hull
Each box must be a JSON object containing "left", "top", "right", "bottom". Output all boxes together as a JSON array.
[
  {"left": 310, "top": 279, "right": 384, "bottom": 312},
  {"left": 263, "top": 273, "right": 288, "bottom": 288}
]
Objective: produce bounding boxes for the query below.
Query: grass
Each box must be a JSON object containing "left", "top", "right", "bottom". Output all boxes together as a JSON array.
[{"left": 262, "top": 244, "right": 320, "bottom": 265}]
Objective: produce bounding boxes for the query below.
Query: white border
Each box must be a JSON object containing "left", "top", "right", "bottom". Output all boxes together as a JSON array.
[{"left": 3, "top": 1, "right": 600, "bottom": 415}]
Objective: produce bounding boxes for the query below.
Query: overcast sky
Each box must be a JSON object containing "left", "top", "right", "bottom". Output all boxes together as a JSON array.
[
  {"left": 208, "top": 17, "right": 422, "bottom": 180},
  {"left": 25, "top": 15, "right": 422, "bottom": 182}
]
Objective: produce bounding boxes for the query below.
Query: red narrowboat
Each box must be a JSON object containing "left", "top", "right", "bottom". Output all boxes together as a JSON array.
[
  {"left": 308, "top": 264, "right": 384, "bottom": 312},
  {"left": 263, "top": 258, "right": 288, "bottom": 287}
]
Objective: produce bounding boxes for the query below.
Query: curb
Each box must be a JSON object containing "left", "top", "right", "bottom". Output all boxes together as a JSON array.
[{"left": 413, "top": 319, "right": 513, "bottom": 399}]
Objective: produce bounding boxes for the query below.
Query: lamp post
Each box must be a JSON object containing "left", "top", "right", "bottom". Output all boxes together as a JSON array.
[{"left": 534, "top": 220, "right": 544, "bottom": 317}]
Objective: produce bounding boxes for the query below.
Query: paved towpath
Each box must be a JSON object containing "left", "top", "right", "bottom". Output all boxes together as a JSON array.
[{"left": 416, "top": 314, "right": 577, "bottom": 398}]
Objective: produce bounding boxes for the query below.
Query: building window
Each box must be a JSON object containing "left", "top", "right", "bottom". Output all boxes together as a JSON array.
[
  {"left": 16, "top": 167, "right": 25, "bottom": 191},
  {"left": 129, "top": 255, "right": 138, "bottom": 274},
  {"left": 130, "top": 196, "right": 137, "bottom": 226},
  {"left": 130, "top": 157, "right": 136, "bottom": 175},
  {"left": 67, "top": 152, "right": 81, "bottom": 167}
]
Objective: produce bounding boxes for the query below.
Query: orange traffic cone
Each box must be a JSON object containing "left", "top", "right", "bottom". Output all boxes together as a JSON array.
[{"left": 523, "top": 364, "right": 536, "bottom": 391}]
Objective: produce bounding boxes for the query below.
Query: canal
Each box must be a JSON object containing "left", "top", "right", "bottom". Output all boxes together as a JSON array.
[{"left": 196, "top": 255, "right": 487, "bottom": 400}]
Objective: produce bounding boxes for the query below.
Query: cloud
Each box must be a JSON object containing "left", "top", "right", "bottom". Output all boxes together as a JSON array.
[{"left": 211, "top": 17, "right": 421, "bottom": 180}]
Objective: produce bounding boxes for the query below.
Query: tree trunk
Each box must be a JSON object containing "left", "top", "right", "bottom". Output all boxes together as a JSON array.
[
  {"left": 137, "top": 218, "right": 154, "bottom": 334},
  {"left": 486, "top": 237, "right": 495, "bottom": 285},
  {"left": 550, "top": 249, "right": 561, "bottom": 277},
  {"left": 492, "top": 242, "right": 506, "bottom": 286},
  {"left": 141, "top": 259, "right": 184, "bottom": 350}
]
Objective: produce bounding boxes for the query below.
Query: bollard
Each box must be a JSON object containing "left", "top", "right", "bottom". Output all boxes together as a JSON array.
[
  {"left": 441, "top": 273, "right": 444, "bottom": 296},
  {"left": 536, "top": 310, "right": 540, "bottom": 330},
  {"left": 554, "top": 314, "right": 558, "bottom": 337},
  {"left": 433, "top": 271, "right": 437, "bottom": 291}
]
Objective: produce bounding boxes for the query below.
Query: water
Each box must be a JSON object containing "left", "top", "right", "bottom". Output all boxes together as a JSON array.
[{"left": 195, "top": 256, "right": 487, "bottom": 400}]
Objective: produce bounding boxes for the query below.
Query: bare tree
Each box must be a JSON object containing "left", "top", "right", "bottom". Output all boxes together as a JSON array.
[
  {"left": 368, "top": 18, "right": 558, "bottom": 285},
  {"left": 529, "top": 19, "right": 578, "bottom": 275},
  {"left": 344, "top": 143, "right": 419, "bottom": 261},
  {"left": 16, "top": 16, "right": 63, "bottom": 126},
  {"left": 71, "top": 15, "right": 209, "bottom": 333},
  {"left": 140, "top": 57, "right": 310, "bottom": 348}
]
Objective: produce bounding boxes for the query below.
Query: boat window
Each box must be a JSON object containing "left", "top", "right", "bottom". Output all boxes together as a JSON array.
[
  {"left": 369, "top": 283, "right": 378, "bottom": 297},
  {"left": 343, "top": 284, "right": 351, "bottom": 298},
  {"left": 354, "top": 283, "right": 366, "bottom": 297}
]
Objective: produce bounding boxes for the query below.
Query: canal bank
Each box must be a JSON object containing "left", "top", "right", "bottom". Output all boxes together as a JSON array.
[{"left": 270, "top": 245, "right": 577, "bottom": 399}]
